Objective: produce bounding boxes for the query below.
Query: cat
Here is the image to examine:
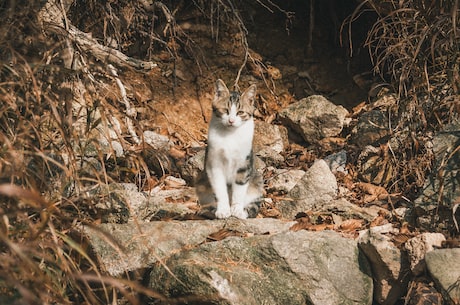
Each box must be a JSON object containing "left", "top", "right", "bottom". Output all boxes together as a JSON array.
[{"left": 195, "top": 79, "right": 263, "bottom": 219}]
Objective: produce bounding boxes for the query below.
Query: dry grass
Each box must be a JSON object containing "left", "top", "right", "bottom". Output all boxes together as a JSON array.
[
  {"left": 0, "top": 1, "right": 165, "bottom": 303},
  {"left": 346, "top": 0, "right": 459, "bottom": 196},
  {"left": 0, "top": 0, "right": 276, "bottom": 303}
]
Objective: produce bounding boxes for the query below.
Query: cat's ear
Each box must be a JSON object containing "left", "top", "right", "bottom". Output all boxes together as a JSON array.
[
  {"left": 215, "top": 79, "right": 230, "bottom": 99},
  {"left": 241, "top": 84, "right": 257, "bottom": 106}
]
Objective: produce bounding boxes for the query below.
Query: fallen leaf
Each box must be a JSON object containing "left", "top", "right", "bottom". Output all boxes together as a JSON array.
[
  {"left": 355, "top": 182, "right": 389, "bottom": 203},
  {"left": 351, "top": 101, "right": 367, "bottom": 116},
  {"left": 164, "top": 176, "right": 186, "bottom": 188},
  {"left": 370, "top": 214, "right": 389, "bottom": 227},
  {"left": 206, "top": 229, "right": 246, "bottom": 242},
  {"left": 169, "top": 146, "right": 186, "bottom": 159},
  {"left": 337, "top": 219, "right": 365, "bottom": 232}
]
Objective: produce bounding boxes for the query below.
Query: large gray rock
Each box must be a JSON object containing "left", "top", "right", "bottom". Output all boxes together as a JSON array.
[
  {"left": 279, "top": 95, "right": 349, "bottom": 143},
  {"left": 278, "top": 159, "right": 338, "bottom": 219},
  {"left": 358, "top": 224, "right": 411, "bottom": 305},
  {"left": 414, "top": 121, "right": 460, "bottom": 231},
  {"left": 148, "top": 230, "right": 373, "bottom": 305},
  {"left": 425, "top": 248, "right": 460, "bottom": 304},
  {"left": 83, "top": 218, "right": 295, "bottom": 276}
]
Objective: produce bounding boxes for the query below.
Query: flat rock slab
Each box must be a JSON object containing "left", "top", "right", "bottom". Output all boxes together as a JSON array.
[
  {"left": 83, "top": 218, "right": 295, "bottom": 276},
  {"left": 149, "top": 230, "right": 373, "bottom": 305}
]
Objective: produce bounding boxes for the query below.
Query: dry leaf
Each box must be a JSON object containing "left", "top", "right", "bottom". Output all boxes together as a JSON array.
[
  {"left": 169, "top": 146, "right": 186, "bottom": 159},
  {"left": 318, "top": 137, "right": 346, "bottom": 152},
  {"left": 352, "top": 101, "right": 367, "bottom": 116},
  {"left": 207, "top": 229, "right": 246, "bottom": 242},
  {"left": 164, "top": 176, "right": 186, "bottom": 188},
  {"left": 355, "top": 182, "right": 389, "bottom": 203},
  {"left": 337, "top": 219, "right": 365, "bottom": 232},
  {"left": 370, "top": 214, "right": 389, "bottom": 227},
  {"left": 308, "top": 223, "right": 335, "bottom": 231}
]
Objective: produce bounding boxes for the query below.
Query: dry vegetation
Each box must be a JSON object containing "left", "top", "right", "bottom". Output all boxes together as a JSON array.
[
  {"left": 346, "top": 0, "right": 459, "bottom": 196},
  {"left": 0, "top": 0, "right": 458, "bottom": 304}
]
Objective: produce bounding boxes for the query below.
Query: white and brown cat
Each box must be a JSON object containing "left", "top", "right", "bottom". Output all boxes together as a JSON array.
[{"left": 196, "top": 79, "right": 263, "bottom": 219}]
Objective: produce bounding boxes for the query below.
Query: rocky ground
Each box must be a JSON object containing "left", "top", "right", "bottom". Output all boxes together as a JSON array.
[
  {"left": 74, "top": 2, "right": 460, "bottom": 304},
  {"left": 1, "top": 1, "right": 459, "bottom": 304}
]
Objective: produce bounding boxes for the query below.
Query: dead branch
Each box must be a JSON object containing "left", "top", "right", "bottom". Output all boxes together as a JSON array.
[
  {"left": 107, "top": 64, "right": 140, "bottom": 144},
  {"left": 38, "top": 0, "right": 157, "bottom": 70}
]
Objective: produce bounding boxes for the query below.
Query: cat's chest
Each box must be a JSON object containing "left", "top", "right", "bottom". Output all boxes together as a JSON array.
[{"left": 207, "top": 122, "right": 253, "bottom": 159}]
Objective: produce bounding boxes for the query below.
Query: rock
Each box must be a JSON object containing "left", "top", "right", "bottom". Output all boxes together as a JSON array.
[
  {"left": 255, "top": 147, "right": 285, "bottom": 167},
  {"left": 404, "top": 233, "right": 446, "bottom": 276},
  {"left": 324, "top": 150, "right": 348, "bottom": 174},
  {"left": 278, "top": 159, "right": 338, "bottom": 219},
  {"left": 143, "top": 130, "right": 172, "bottom": 150},
  {"left": 180, "top": 148, "right": 206, "bottom": 184},
  {"left": 414, "top": 121, "right": 460, "bottom": 232},
  {"left": 321, "top": 198, "right": 385, "bottom": 223},
  {"left": 93, "top": 184, "right": 131, "bottom": 224},
  {"left": 266, "top": 168, "right": 305, "bottom": 194},
  {"left": 141, "top": 186, "right": 197, "bottom": 220},
  {"left": 278, "top": 95, "right": 349, "bottom": 143},
  {"left": 358, "top": 225, "right": 411, "bottom": 305},
  {"left": 83, "top": 218, "right": 296, "bottom": 276},
  {"left": 425, "top": 248, "right": 460, "bottom": 304},
  {"left": 254, "top": 121, "right": 288, "bottom": 166},
  {"left": 148, "top": 230, "right": 373, "bottom": 305},
  {"left": 351, "top": 110, "right": 391, "bottom": 148},
  {"left": 87, "top": 182, "right": 197, "bottom": 223}
]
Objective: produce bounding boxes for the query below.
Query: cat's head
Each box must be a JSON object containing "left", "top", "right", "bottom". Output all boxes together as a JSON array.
[{"left": 212, "top": 79, "right": 257, "bottom": 128}]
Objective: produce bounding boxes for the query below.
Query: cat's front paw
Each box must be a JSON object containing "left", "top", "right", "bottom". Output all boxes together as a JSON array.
[
  {"left": 215, "top": 206, "right": 231, "bottom": 219},
  {"left": 230, "top": 204, "right": 248, "bottom": 219}
]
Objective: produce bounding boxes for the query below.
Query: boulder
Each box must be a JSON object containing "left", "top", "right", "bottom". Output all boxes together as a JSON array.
[
  {"left": 277, "top": 159, "right": 338, "bottom": 219},
  {"left": 148, "top": 230, "right": 373, "bottom": 305},
  {"left": 279, "top": 95, "right": 349, "bottom": 143},
  {"left": 83, "top": 218, "right": 296, "bottom": 276},
  {"left": 358, "top": 224, "right": 411, "bottom": 305},
  {"left": 414, "top": 121, "right": 460, "bottom": 232},
  {"left": 404, "top": 233, "right": 446, "bottom": 276},
  {"left": 425, "top": 248, "right": 460, "bottom": 304}
]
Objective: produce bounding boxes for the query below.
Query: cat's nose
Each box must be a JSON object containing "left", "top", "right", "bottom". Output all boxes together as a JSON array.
[{"left": 228, "top": 118, "right": 235, "bottom": 125}]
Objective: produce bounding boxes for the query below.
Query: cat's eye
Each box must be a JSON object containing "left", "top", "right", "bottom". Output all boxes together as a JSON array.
[{"left": 237, "top": 111, "right": 245, "bottom": 116}]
